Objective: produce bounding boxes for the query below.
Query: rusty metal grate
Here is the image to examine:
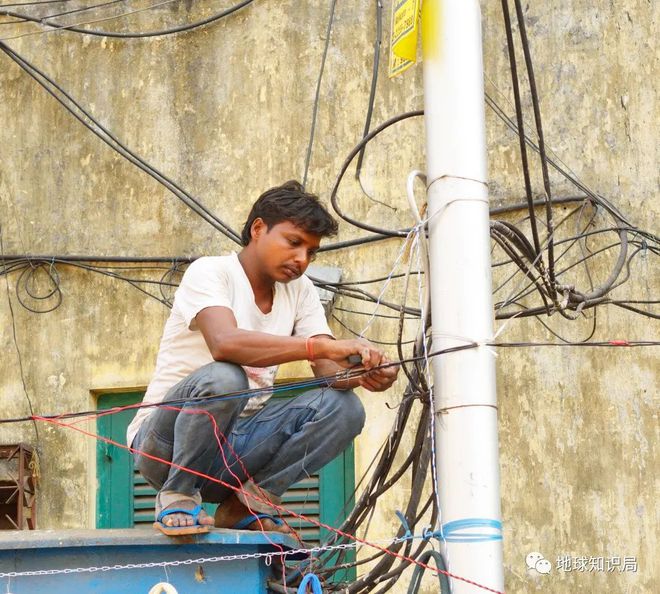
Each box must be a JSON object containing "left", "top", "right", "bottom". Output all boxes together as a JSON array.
[{"left": 0, "top": 443, "right": 37, "bottom": 530}]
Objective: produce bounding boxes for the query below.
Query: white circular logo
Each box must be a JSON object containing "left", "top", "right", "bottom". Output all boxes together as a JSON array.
[{"left": 526, "top": 551, "right": 551, "bottom": 574}]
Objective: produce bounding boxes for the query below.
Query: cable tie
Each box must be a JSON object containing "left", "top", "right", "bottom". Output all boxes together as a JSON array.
[
  {"left": 421, "top": 526, "right": 436, "bottom": 541},
  {"left": 394, "top": 510, "right": 413, "bottom": 541}
]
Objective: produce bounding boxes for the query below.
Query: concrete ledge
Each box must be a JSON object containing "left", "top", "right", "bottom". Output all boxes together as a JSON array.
[{"left": 0, "top": 527, "right": 301, "bottom": 550}]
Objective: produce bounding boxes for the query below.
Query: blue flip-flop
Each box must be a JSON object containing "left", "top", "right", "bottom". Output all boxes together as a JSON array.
[
  {"left": 232, "top": 512, "right": 284, "bottom": 531},
  {"left": 153, "top": 504, "right": 211, "bottom": 536}
]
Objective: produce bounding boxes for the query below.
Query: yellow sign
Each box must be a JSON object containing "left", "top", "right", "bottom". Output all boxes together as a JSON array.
[{"left": 388, "top": 0, "right": 421, "bottom": 78}]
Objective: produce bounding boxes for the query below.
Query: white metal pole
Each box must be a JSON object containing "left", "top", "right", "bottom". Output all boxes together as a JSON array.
[{"left": 422, "top": 0, "right": 504, "bottom": 592}]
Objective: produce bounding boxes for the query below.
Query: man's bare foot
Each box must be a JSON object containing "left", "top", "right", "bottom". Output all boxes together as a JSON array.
[
  {"left": 214, "top": 493, "right": 292, "bottom": 535},
  {"left": 159, "top": 499, "right": 214, "bottom": 528}
]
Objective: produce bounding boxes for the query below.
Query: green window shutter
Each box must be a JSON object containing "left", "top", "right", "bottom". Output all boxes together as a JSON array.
[
  {"left": 132, "top": 470, "right": 158, "bottom": 526},
  {"left": 96, "top": 392, "right": 143, "bottom": 529},
  {"left": 280, "top": 474, "right": 321, "bottom": 543}
]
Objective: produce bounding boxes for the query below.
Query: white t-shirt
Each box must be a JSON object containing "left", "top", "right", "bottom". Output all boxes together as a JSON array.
[{"left": 126, "top": 253, "right": 332, "bottom": 446}]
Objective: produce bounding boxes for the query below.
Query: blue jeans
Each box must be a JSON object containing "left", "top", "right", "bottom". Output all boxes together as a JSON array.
[{"left": 133, "top": 362, "right": 365, "bottom": 515}]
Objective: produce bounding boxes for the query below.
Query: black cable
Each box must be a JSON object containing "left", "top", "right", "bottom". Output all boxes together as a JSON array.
[
  {"left": 354, "top": 0, "right": 382, "bottom": 181},
  {"left": 608, "top": 300, "right": 660, "bottom": 305},
  {"left": 493, "top": 199, "right": 635, "bottom": 316},
  {"left": 0, "top": 253, "right": 194, "bottom": 263},
  {"left": 302, "top": 0, "right": 337, "bottom": 189},
  {"left": 500, "top": 0, "right": 542, "bottom": 259},
  {"left": 335, "top": 305, "right": 419, "bottom": 321},
  {"left": 331, "top": 312, "right": 416, "bottom": 346},
  {"left": 3, "top": 221, "right": 653, "bottom": 318},
  {"left": 0, "top": 0, "right": 164, "bottom": 38},
  {"left": 492, "top": 202, "right": 593, "bottom": 306},
  {"left": 0, "top": 0, "right": 73, "bottom": 6},
  {"left": 0, "top": 42, "right": 242, "bottom": 244},
  {"left": 492, "top": 341, "right": 658, "bottom": 348},
  {"left": 1, "top": 257, "right": 177, "bottom": 310},
  {"left": 512, "top": 0, "right": 557, "bottom": 293},
  {"left": 319, "top": 232, "right": 394, "bottom": 253},
  {"left": 0, "top": 225, "right": 40, "bottom": 441},
  {"left": 490, "top": 194, "right": 587, "bottom": 216},
  {"left": 0, "top": 344, "right": 480, "bottom": 425},
  {"left": 330, "top": 110, "right": 423, "bottom": 237},
  {"left": 320, "top": 196, "right": 597, "bottom": 253},
  {"left": 317, "top": 354, "right": 432, "bottom": 577},
  {"left": 484, "top": 91, "right": 645, "bottom": 234},
  {"left": 406, "top": 550, "right": 450, "bottom": 594},
  {"left": 497, "top": 225, "right": 629, "bottom": 314},
  {"left": 0, "top": 255, "right": 423, "bottom": 314},
  {"left": 0, "top": 0, "right": 255, "bottom": 39},
  {"left": 567, "top": 227, "right": 628, "bottom": 306},
  {"left": 608, "top": 301, "right": 660, "bottom": 320},
  {"left": 317, "top": 282, "right": 421, "bottom": 316},
  {"left": 16, "top": 261, "right": 63, "bottom": 313},
  {"left": 324, "top": 397, "right": 429, "bottom": 592},
  {"left": 490, "top": 221, "right": 551, "bottom": 313},
  {"left": 21, "top": 0, "right": 128, "bottom": 23},
  {"left": 0, "top": 196, "right": 601, "bottom": 262},
  {"left": 310, "top": 270, "right": 423, "bottom": 287}
]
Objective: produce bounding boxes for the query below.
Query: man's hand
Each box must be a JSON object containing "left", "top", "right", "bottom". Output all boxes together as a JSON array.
[
  {"left": 310, "top": 336, "right": 400, "bottom": 392},
  {"left": 357, "top": 355, "right": 399, "bottom": 392},
  {"left": 312, "top": 336, "right": 384, "bottom": 369}
]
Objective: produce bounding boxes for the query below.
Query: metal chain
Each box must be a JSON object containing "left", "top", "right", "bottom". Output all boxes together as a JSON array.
[{"left": 0, "top": 542, "right": 360, "bottom": 579}]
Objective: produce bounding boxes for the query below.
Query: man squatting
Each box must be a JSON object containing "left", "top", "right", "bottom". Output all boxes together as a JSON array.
[{"left": 127, "top": 181, "right": 399, "bottom": 535}]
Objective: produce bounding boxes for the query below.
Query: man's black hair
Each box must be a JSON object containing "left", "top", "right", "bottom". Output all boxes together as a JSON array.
[{"left": 241, "top": 180, "right": 339, "bottom": 246}]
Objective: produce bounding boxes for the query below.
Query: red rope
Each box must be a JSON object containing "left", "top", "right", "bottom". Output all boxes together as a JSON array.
[
  {"left": 163, "top": 405, "right": 306, "bottom": 550},
  {"left": 33, "top": 414, "right": 505, "bottom": 594}
]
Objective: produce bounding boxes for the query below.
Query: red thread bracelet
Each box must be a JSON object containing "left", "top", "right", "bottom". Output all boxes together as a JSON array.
[{"left": 306, "top": 336, "right": 316, "bottom": 361}]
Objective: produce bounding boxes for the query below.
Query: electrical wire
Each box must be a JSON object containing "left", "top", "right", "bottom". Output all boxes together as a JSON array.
[
  {"left": 19, "top": 0, "right": 129, "bottom": 23},
  {"left": 500, "top": 0, "right": 543, "bottom": 260},
  {"left": 0, "top": 0, "right": 254, "bottom": 39},
  {"left": 0, "top": 224, "right": 40, "bottom": 441},
  {"left": 0, "top": 42, "right": 242, "bottom": 244},
  {"left": 511, "top": 0, "right": 558, "bottom": 293},
  {"left": 330, "top": 110, "right": 422, "bottom": 237},
  {"left": 0, "top": 1, "right": 76, "bottom": 6},
  {"left": 0, "top": 0, "right": 178, "bottom": 40},
  {"left": 301, "top": 0, "right": 337, "bottom": 189},
  {"left": 0, "top": 345, "right": 484, "bottom": 425},
  {"left": 354, "top": 0, "right": 382, "bottom": 183}
]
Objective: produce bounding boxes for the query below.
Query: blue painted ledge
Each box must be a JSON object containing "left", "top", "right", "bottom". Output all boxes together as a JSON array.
[{"left": 0, "top": 529, "right": 305, "bottom": 594}]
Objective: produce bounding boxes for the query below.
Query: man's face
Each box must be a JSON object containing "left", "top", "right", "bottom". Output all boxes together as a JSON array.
[{"left": 250, "top": 219, "right": 321, "bottom": 283}]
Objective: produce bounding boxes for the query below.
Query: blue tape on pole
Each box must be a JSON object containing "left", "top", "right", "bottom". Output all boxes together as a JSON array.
[
  {"left": 439, "top": 518, "right": 503, "bottom": 543},
  {"left": 297, "top": 572, "right": 323, "bottom": 594}
]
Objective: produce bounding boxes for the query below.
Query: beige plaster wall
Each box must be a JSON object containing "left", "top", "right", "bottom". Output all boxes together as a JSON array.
[{"left": 0, "top": 1, "right": 656, "bottom": 592}]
